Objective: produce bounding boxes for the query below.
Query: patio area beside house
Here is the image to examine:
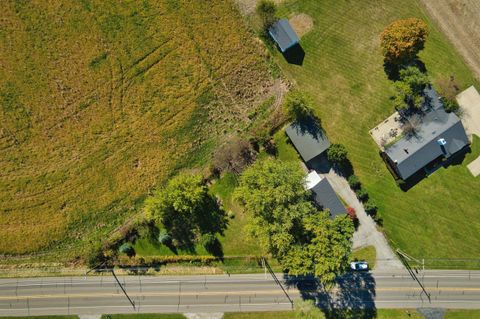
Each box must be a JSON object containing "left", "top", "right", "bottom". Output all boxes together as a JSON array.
[{"left": 369, "top": 112, "right": 403, "bottom": 151}]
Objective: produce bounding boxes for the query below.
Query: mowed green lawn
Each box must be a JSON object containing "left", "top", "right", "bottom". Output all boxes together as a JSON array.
[{"left": 274, "top": 0, "right": 480, "bottom": 259}]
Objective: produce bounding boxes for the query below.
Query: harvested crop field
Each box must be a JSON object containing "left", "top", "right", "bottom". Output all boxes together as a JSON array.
[
  {"left": 0, "top": 0, "right": 275, "bottom": 255},
  {"left": 418, "top": 0, "right": 480, "bottom": 81}
]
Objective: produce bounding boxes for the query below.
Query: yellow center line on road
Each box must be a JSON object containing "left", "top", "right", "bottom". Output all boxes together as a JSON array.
[
  {"left": 1, "top": 286, "right": 480, "bottom": 301},
  {"left": 0, "top": 289, "right": 292, "bottom": 301}
]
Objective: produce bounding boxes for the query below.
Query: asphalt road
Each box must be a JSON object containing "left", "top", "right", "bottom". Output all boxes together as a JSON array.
[{"left": 1, "top": 270, "right": 480, "bottom": 316}]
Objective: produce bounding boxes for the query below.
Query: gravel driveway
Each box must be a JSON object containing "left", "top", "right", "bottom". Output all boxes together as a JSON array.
[{"left": 322, "top": 169, "right": 404, "bottom": 270}]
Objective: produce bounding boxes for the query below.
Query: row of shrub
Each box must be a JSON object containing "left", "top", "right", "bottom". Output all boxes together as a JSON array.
[
  {"left": 84, "top": 218, "right": 153, "bottom": 269},
  {"left": 85, "top": 219, "right": 228, "bottom": 270},
  {"left": 347, "top": 175, "right": 381, "bottom": 224}
]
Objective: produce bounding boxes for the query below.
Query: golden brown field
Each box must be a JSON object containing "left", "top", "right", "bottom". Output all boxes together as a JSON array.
[{"left": 0, "top": 0, "right": 274, "bottom": 255}]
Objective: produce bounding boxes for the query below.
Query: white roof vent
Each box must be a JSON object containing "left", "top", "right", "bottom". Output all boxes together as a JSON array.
[{"left": 437, "top": 138, "right": 447, "bottom": 146}]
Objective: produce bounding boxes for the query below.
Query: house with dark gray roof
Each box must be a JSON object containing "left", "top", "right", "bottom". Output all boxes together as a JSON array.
[
  {"left": 305, "top": 171, "right": 346, "bottom": 218},
  {"left": 268, "top": 19, "right": 299, "bottom": 53},
  {"left": 285, "top": 118, "right": 330, "bottom": 163},
  {"left": 383, "top": 87, "right": 469, "bottom": 180}
]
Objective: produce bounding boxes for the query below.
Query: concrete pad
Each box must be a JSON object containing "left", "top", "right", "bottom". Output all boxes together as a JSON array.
[
  {"left": 79, "top": 315, "right": 101, "bottom": 319},
  {"left": 417, "top": 308, "right": 446, "bottom": 319},
  {"left": 369, "top": 111, "right": 402, "bottom": 150},
  {"left": 456, "top": 85, "right": 480, "bottom": 139},
  {"left": 467, "top": 155, "right": 480, "bottom": 177}
]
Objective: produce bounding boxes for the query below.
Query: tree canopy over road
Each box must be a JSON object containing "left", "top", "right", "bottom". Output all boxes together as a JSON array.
[{"left": 235, "top": 159, "right": 354, "bottom": 285}]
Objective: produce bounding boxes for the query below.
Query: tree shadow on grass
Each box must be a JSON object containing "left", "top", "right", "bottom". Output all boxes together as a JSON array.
[
  {"left": 197, "top": 195, "right": 229, "bottom": 237},
  {"left": 285, "top": 272, "right": 377, "bottom": 318},
  {"left": 332, "top": 159, "right": 355, "bottom": 178},
  {"left": 306, "top": 153, "right": 354, "bottom": 177},
  {"left": 203, "top": 236, "right": 224, "bottom": 259},
  {"left": 383, "top": 58, "right": 427, "bottom": 81}
]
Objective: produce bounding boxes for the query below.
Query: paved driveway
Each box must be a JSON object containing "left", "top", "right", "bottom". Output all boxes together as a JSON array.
[{"left": 457, "top": 86, "right": 480, "bottom": 176}]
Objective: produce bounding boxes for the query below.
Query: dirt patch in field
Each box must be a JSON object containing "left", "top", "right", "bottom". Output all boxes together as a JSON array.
[
  {"left": 289, "top": 13, "right": 314, "bottom": 37},
  {"left": 418, "top": 0, "right": 480, "bottom": 80},
  {"left": 235, "top": 0, "right": 285, "bottom": 15}
]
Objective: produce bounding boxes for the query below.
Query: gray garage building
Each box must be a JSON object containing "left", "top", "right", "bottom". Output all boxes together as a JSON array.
[{"left": 268, "top": 19, "right": 300, "bottom": 53}]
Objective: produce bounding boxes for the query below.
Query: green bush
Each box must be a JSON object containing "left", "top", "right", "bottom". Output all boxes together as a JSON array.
[
  {"left": 85, "top": 245, "right": 107, "bottom": 269},
  {"left": 364, "top": 200, "right": 378, "bottom": 216},
  {"left": 355, "top": 187, "right": 369, "bottom": 202},
  {"left": 443, "top": 98, "right": 460, "bottom": 113},
  {"left": 263, "top": 138, "right": 278, "bottom": 156},
  {"left": 119, "top": 242, "right": 135, "bottom": 257},
  {"left": 347, "top": 175, "right": 361, "bottom": 190},
  {"left": 256, "top": 0, "right": 277, "bottom": 31},
  {"left": 327, "top": 143, "right": 348, "bottom": 164}
]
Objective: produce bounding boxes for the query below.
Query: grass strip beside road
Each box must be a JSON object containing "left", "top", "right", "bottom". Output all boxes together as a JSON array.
[
  {"left": 223, "top": 311, "right": 294, "bottom": 319},
  {"left": 101, "top": 315, "right": 186, "bottom": 319}
]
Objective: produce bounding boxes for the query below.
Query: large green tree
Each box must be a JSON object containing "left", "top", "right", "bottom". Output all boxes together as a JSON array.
[
  {"left": 145, "top": 173, "right": 227, "bottom": 249},
  {"left": 393, "top": 66, "right": 430, "bottom": 110},
  {"left": 326, "top": 143, "right": 348, "bottom": 164},
  {"left": 234, "top": 160, "right": 354, "bottom": 286},
  {"left": 284, "top": 90, "right": 316, "bottom": 121}
]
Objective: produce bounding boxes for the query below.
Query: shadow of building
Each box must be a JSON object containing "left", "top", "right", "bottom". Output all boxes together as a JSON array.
[{"left": 283, "top": 43, "right": 305, "bottom": 65}]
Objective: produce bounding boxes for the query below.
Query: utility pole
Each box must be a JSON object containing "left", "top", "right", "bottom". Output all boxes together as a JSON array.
[
  {"left": 396, "top": 249, "right": 431, "bottom": 303},
  {"left": 85, "top": 262, "right": 136, "bottom": 311},
  {"left": 261, "top": 257, "right": 294, "bottom": 309},
  {"left": 111, "top": 270, "right": 136, "bottom": 310}
]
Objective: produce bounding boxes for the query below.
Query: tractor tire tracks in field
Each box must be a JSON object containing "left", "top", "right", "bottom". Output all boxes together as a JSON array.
[{"left": 418, "top": 0, "right": 480, "bottom": 81}]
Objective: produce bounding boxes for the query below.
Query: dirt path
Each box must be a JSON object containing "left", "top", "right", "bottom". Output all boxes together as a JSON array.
[{"left": 418, "top": 0, "right": 480, "bottom": 81}]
